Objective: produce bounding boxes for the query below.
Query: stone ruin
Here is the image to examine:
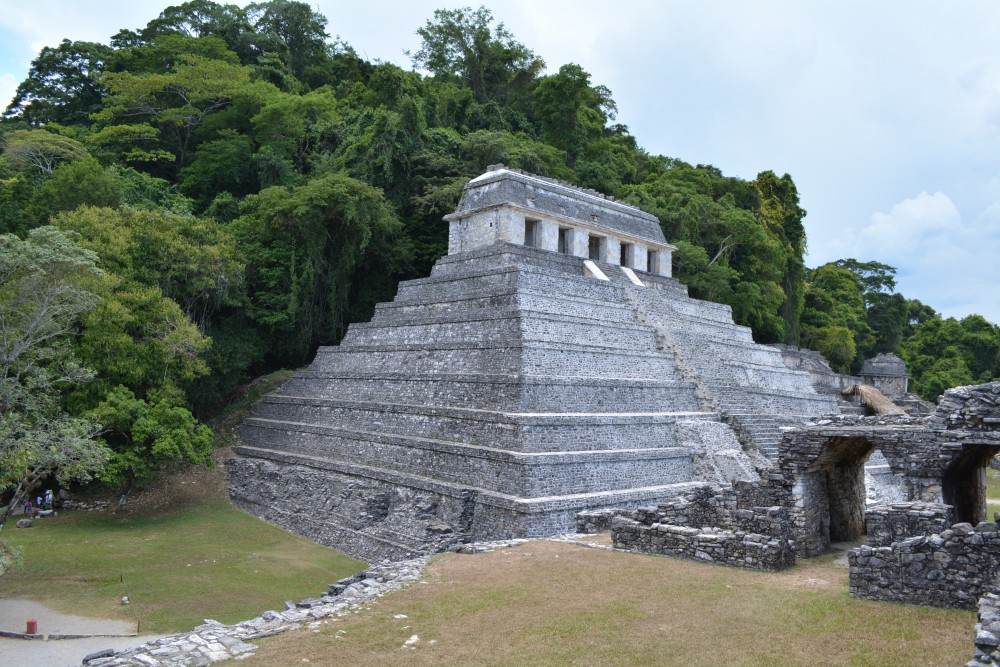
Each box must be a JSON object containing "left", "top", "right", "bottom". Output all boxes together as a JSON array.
[
  {"left": 228, "top": 165, "right": 838, "bottom": 561},
  {"left": 228, "top": 168, "right": 1000, "bottom": 638}
]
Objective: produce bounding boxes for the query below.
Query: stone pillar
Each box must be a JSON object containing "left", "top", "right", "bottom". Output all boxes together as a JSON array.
[
  {"left": 655, "top": 249, "right": 673, "bottom": 277},
  {"left": 498, "top": 209, "right": 521, "bottom": 244},
  {"left": 538, "top": 219, "right": 559, "bottom": 253},
  {"left": 632, "top": 244, "right": 648, "bottom": 272},
  {"left": 607, "top": 237, "right": 622, "bottom": 265},
  {"left": 570, "top": 228, "right": 589, "bottom": 258}
]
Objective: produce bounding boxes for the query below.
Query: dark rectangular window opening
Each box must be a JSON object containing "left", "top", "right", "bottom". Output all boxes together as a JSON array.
[
  {"left": 524, "top": 219, "right": 539, "bottom": 248},
  {"left": 647, "top": 250, "right": 658, "bottom": 274},
  {"left": 620, "top": 242, "right": 632, "bottom": 268},
  {"left": 588, "top": 235, "right": 602, "bottom": 260},
  {"left": 558, "top": 227, "right": 570, "bottom": 254}
]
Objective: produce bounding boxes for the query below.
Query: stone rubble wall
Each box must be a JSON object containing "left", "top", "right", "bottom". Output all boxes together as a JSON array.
[
  {"left": 610, "top": 513, "right": 795, "bottom": 572},
  {"left": 603, "top": 483, "right": 795, "bottom": 571},
  {"left": 969, "top": 593, "right": 1000, "bottom": 666},
  {"left": 848, "top": 521, "right": 1000, "bottom": 609},
  {"left": 82, "top": 558, "right": 428, "bottom": 667},
  {"left": 576, "top": 508, "right": 618, "bottom": 534},
  {"left": 865, "top": 502, "right": 955, "bottom": 547},
  {"left": 931, "top": 382, "right": 1000, "bottom": 431}
]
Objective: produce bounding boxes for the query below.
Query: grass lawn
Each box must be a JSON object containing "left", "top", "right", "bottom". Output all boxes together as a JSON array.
[
  {"left": 987, "top": 467, "right": 1000, "bottom": 501},
  {"left": 0, "top": 369, "right": 364, "bottom": 634},
  {"left": 242, "top": 540, "right": 974, "bottom": 667},
  {"left": 0, "top": 462, "right": 364, "bottom": 633}
]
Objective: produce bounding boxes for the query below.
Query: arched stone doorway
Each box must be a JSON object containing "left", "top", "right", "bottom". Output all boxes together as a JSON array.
[
  {"left": 942, "top": 445, "right": 996, "bottom": 525},
  {"left": 787, "top": 434, "right": 879, "bottom": 555}
]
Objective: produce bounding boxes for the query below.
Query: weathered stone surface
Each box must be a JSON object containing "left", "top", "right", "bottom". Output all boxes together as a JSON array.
[
  {"left": 79, "top": 557, "right": 427, "bottom": 666},
  {"left": 970, "top": 594, "right": 1000, "bottom": 666},
  {"left": 866, "top": 502, "right": 954, "bottom": 547},
  {"left": 608, "top": 484, "right": 795, "bottom": 571},
  {"left": 849, "top": 521, "right": 1000, "bottom": 609},
  {"left": 230, "top": 169, "right": 837, "bottom": 562}
]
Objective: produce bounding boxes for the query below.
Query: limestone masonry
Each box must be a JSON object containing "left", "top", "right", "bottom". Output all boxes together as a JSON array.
[
  {"left": 228, "top": 168, "right": 1000, "bottom": 633},
  {"left": 228, "top": 166, "right": 838, "bottom": 562}
]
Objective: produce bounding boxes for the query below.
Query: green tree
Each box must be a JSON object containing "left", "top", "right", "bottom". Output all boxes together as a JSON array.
[
  {"left": 532, "top": 63, "right": 616, "bottom": 162},
  {"left": 2, "top": 129, "right": 90, "bottom": 176},
  {"left": 800, "top": 263, "right": 873, "bottom": 372},
  {"left": 4, "top": 40, "right": 112, "bottom": 125},
  {"left": 754, "top": 171, "right": 806, "bottom": 345},
  {"left": 89, "top": 384, "right": 213, "bottom": 511},
  {"left": 0, "top": 227, "right": 110, "bottom": 525},
  {"left": 55, "top": 206, "right": 242, "bottom": 333},
  {"left": 411, "top": 6, "right": 543, "bottom": 104},
  {"left": 246, "top": 0, "right": 333, "bottom": 87},
  {"left": 28, "top": 158, "right": 124, "bottom": 226},
  {"left": 231, "top": 172, "right": 403, "bottom": 363},
  {"left": 92, "top": 54, "right": 252, "bottom": 173}
]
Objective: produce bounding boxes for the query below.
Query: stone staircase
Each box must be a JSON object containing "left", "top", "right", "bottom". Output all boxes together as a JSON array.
[{"left": 617, "top": 269, "right": 837, "bottom": 462}]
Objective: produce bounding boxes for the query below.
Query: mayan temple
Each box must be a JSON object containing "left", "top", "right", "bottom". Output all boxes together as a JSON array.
[{"left": 228, "top": 166, "right": 839, "bottom": 561}]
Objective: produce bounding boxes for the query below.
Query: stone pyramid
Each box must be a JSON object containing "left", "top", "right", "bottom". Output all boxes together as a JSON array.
[{"left": 229, "top": 167, "right": 837, "bottom": 561}]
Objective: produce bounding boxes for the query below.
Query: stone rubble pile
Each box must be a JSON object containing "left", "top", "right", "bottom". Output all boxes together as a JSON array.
[
  {"left": 931, "top": 382, "right": 1000, "bottom": 431},
  {"left": 81, "top": 557, "right": 428, "bottom": 667},
  {"left": 806, "top": 413, "right": 922, "bottom": 427},
  {"left": 969, "top": 593, "right": 1000, "bottom": 666}
]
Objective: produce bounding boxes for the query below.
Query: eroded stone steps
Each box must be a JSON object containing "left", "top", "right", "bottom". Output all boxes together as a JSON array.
[
  {"left": 280, "top": 371, "right": 704, "bottom": 412},
  {"left": 312, "top": 341, "right": 682, "bottom": 379},
  {"left": 236, "top": 427, "right": 696, "bottom": 498},
  {"left": 373, "top": 287, "right": 641, "bottom": 326},
  {"left": 344, "top": 309, "right": 662, "bottom": 352},
  {"left": 235, "top": 444, "right": 707, "bottom": 538},
  {"left": 251, "top": 395, "right": 716, "bottom": 453}
]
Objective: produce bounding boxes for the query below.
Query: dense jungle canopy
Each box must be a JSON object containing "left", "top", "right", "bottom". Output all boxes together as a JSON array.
[{"left": 1, "top": 2, "right": 998, "bottom": 508}]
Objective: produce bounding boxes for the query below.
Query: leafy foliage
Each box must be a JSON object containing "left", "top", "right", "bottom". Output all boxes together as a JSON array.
[
  {"left": 1, "top": 0, "right": 996, "bottom": 507},
  {"left": 0, "top": 227, "right": 109, "bottom": 523}
]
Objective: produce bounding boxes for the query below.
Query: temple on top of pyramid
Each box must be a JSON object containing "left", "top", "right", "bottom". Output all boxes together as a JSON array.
[
  {"left": 445, "top": 164, "right": 675, "bottom": 275},
  {"left": 228, "top": 167, "right": 841, "bottom": 562}
]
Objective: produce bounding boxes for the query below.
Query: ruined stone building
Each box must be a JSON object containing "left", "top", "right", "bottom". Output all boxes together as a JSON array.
[
  {"left": 229, "top": 166, "right": 841, "bottom": 561},
  {"left": 229, "top": 167, "right": 1000, "bottom": 622}
]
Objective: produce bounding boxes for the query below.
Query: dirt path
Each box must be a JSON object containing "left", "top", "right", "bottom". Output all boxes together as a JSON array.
[{"left": 0, "top": 598, "right": 165, "bottom": 667}]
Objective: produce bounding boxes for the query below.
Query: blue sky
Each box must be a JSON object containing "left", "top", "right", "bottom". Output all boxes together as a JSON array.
[{"left": 1, "top": 0, "right": 998, "bottom": 323}]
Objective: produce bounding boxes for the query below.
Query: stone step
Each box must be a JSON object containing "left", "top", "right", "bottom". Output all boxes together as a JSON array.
[
  {"left": 253, "top": 395, "right": 717, "bottom": 453},
  {"left": 281, "top": 371, "right": 705, "bottom": 413},
  {"left": 235, "top": 434, "right": 696, "bottom": 500}
]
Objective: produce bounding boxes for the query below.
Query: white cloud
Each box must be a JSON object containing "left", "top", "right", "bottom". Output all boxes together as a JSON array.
[
  {"left": 859, "top": 192, "right": 962, "bottom": 261},
  {"left": 845, "top": 193, "right": 1000, "bottom": 322}
]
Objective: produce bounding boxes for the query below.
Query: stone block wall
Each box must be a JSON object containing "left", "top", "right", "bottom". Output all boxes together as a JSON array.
[
  {"left": 603, "top": 483, "right": 795, "bottom": 571},
  {"left": 866, "top": 502, "right": 955, "bottom": 547},
  {"left": 849, "top": 521, "right": 1000, "bottom": 609},
  {"left": 611, "top": 514, "right": 795, "bottom": 572},
  {"left": 931, "top": 382, "right": 1000, "bottom": 431},
  {"left": 576, "top": 508, "right": 618, "bottom": 534},
  {"left": 970, "top": 593, "right": 1000, "bottom": 666}
]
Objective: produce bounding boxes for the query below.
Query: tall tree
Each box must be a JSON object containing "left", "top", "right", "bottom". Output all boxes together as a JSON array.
[
  {"left": 411, "top": 6, "right": 543, "bottom": 104},
  {"left": 231, "top": 173, "right": 403, "bottom": 363},
  {"left": 755, "top": 171, "right": 807, "bottom": 346},
  {"left": 0, "top": 227, "right": 110, "bottom": 525},
  {"left": 4, "top": 40, "right": 113, "bottom": 125},
  {"left": 91, "top": 53, "right": 252, "bottom": 174}
]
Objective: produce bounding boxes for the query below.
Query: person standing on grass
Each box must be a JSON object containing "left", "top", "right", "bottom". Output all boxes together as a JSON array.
[{"left": 44, "top": 490, "right": 53, "bottom": 510}]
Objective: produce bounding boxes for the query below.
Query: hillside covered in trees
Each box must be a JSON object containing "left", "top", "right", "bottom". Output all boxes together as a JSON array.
[{"left": 1, "top": 2, "right": 998, "bottom": 510}]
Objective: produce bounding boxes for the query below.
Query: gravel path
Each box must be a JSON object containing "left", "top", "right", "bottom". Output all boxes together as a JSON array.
[{"left": 0, "top": 599, "right": 164, "bottom": 667}]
